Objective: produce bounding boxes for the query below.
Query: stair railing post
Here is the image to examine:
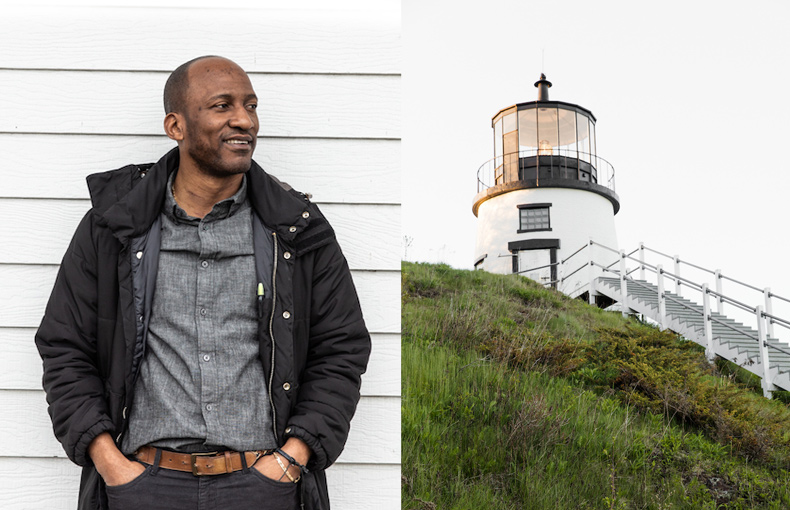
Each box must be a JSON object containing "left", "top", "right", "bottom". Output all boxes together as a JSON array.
[
  {"left": 715, "top": 269, "right": 724, "bottom": 315},
  {"left": 764, "top": 288, "right": 774, "bottom": 339},
  {"left": 656, "top": 264, "right": 666, "bottom": 330},
  {"left": 555, "top": 253, "right": 563, "bottom": 293},
  {"left": 588, "top": 239, "right": 595, "bottom": 305},
  {"left": 702, "top": 283, "right": 715, "bottom": 362},
  {"left": 619, "top": 249, "right": 628, "bottom": 318},
  {"left": 673, "top": 255, "right": 682, "bottom": 297},
  {"left": 756, "top": 305, "right": 774, "bottom": 399},
  {"left": 639, "top": 242, "right": 645, "bottom": 281}
]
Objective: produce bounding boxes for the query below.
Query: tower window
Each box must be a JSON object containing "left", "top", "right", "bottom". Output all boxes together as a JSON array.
[{"left": 518, "top": 203, "right": 551, "bottom": 232}]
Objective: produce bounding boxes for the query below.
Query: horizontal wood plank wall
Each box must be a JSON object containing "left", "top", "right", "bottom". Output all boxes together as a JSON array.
[{"left": 0, "top": 5, "right": 400, "bottom": 509}]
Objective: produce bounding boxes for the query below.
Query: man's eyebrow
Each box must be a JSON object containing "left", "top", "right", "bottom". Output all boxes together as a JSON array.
[{"left": 207, "top": 93, "right": 258, "bottom": 102}]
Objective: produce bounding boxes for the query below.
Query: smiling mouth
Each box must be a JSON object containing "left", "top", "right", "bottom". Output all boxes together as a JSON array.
[{"left": 225, "top": 139, "right": 251, "bottom": 145}]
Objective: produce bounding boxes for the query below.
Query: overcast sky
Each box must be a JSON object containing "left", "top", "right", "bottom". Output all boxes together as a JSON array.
[{"left": 402, "top": 0, "right": 790, "bottom": 333}]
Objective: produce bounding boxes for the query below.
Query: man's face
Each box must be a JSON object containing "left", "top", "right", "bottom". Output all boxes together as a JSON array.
[{"left": 179, "top": 58, "right": 259, "bottom": 177}]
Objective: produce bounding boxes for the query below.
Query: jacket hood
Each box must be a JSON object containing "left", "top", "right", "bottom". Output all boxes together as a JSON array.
[{"left": 86, "top": 147, "right": 334, "bottom": 252}]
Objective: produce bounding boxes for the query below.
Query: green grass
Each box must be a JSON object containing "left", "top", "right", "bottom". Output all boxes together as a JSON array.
[{"left": 402, "top": 262, "right": 790, "bottom": 509}]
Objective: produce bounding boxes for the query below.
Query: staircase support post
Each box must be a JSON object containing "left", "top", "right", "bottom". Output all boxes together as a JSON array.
[
  {"left": 556, "top": 256, "right": 563, "bottom": 293},
  {"left": 715, "top": 269, "right": 724, "bottom": 315},
  {"left": 764, "top": 288, "right": 775, "bottom": 339},
  {"left": 656, "top": 264, "right": 666, "bottom": 330},
  {"left": 620, "top": 250, "right": 628, "bottom": 318},
  {"left": 756, "top": 305, "right": 774, "bottom": 399},
  {"left": 702, "top": 284, "right": 715, "bottom": 362},
  {"left": 674, "top": 255, "right": 682, "bottom": 297},
  {"left": 639, "top": 242, "right": 645, "bottom": 281}
]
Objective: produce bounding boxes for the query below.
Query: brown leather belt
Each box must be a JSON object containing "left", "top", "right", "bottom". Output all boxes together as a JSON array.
[{"left": 135, "top": 445, "right": 273, "bottom": 476}]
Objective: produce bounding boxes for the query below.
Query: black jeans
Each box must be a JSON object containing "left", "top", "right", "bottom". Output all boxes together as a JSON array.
[{"left": 105, "top": 462, "right": 299, "bottom": 510}]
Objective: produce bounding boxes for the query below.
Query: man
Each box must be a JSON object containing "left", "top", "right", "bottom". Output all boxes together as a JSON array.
[{"left": 35, "top": 56, "right": 371, "bottom": 510}]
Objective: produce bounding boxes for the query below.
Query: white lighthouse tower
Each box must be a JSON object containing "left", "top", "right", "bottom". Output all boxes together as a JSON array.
[{"left": 473, "top": 75, "right": 619, "bottom": 298}]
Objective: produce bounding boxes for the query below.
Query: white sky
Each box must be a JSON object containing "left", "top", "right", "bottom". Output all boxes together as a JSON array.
[{"left": 403, "top": 0, "right": 790, "bottom": 331}]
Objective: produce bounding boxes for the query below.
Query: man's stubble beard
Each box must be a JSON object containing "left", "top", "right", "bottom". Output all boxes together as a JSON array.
[{"left": 184, "top": 121, "right": 255, "bottom": 178}]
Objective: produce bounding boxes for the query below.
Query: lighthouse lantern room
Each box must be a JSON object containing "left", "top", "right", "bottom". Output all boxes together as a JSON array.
[{"left": 473, "top": 75, "right": 620, "bottom": 298}]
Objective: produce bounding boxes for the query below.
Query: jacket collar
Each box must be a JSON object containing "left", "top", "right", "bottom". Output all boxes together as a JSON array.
[{"left": 86, "top": 147, "right": 332, "bottom": 251}]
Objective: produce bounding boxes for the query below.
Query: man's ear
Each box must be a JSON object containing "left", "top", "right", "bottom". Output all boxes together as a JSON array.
[{"left": 164, "top": 112, "right": 185, "bottom": 141}]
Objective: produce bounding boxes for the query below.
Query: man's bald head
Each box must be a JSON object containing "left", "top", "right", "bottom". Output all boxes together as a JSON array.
[{"left": 163, "top": 55, "right": 236, "bottom": 114}]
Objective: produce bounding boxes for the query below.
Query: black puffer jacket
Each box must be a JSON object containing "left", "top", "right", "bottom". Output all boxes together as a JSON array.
[{"left": 35, "top": 148, "right": 371, "bottom": 509}]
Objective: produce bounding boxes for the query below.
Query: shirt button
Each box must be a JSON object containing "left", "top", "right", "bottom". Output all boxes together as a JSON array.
[
  {"left": 283, "top": 252, "right": 291, "bottom": 260},
  {"left": 289, "top": 226, "right": 297, "bottom": 233},
  {"left": 203, "top": 225, "right": 209, "bottom": 231},
  {"left": 283, "top": 382, "right": 291, "bottom": 391},
  {"left": 285, "top": 427, "right": 292, "bottom": 434},
  {"left": 206, "top": 404, "right": 213, "bottom": 411},
  {"left": 200, "top": 308, "right": 207, "bottom": 316},
  {"left": 202, "top": 354, "right": 211, "bottom": 362},
  {"left": 136, "top": 251, "right": 143, "bottom": 259},
  {"left": 302, "top": 211, "right": 310, "bottom": 219},
  {"left": 282, "top": 311, "right": 291, "bottom": 319},
  {"left": 201, "top": 260, "right": 209, "bottom": 268}
]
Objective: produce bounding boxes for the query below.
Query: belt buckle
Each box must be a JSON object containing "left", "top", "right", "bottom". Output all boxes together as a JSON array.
[{"left": 190, "top": 451, "right": 219, "bottom": 476}]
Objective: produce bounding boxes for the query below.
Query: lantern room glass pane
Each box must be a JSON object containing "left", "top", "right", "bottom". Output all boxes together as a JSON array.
[
  {"left": 503, "top": 131, "right": 518, "bottom": 182},
  {"left": 557, "top": 107, "right": 577, "bottom": 156},
  {"left": 576, "top": 112, "right": 590, "bottom": 163},
  {"left": 537, "top": 107, "right": 559, "bottom": 155},
  {"left": 494, "top": 118, "right": 503, "bottom": 160},
  {"left": 589, "top": 121, "right": 597, "bottom": 161},
  {"left": 518, "top": 109, "right": 538, "bottom": 153},
  {"left": 503, "top": 112, "right": 517, "bottom": 134}
]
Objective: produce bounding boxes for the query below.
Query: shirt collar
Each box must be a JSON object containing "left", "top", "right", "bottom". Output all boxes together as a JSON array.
[{"left": 164, "top": 172, "right": 249, "bottom": 224}]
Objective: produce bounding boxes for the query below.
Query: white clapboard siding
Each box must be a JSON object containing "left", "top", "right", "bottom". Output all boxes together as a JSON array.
[
  {"left": 0, "top": 458, "right": 400, "bottom": 510},
  {"left": 0, "top": 264, "right": 400, "bottom": 333},
  {"left": 0, "top": 5, "right": 399, "bottom": 508},
  {"left": 0, "top": 7, "right": 400, "bottom": 75},
  {"left": 1, "top": 328, "right": 400, "bottom": 396},
  {"left": 0, "top": 71, "right": 400, "bottom": 140},
  {"left": 0, "top": 134, "right": 400, "bottom": 204},
  {"left": 0, "top": 390, "right": 399, "bottom": 464},
  {"left": 0, "top": 200, "right": 400, "bottom": 270}
]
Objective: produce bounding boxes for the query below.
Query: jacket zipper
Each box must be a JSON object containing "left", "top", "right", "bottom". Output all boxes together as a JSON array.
[{"left": 268, "top": 232, "right": 279, "bottom": 443}]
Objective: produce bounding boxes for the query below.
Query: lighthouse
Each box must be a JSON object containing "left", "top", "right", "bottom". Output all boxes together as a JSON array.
[{"left": 473, "top": 75, "right": 620, "bottom": 298}]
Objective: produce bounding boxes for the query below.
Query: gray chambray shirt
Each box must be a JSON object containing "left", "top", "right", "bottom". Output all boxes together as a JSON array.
[{"left": 122, "top": 173, "right": 277, "bottom": 454}]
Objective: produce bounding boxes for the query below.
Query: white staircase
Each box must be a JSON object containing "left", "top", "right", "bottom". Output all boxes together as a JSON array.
[
  {"left": 594, "top": 276, "right": 790, "bottom": 395},
  {"left": 543, "top": 240, "right": 790, "bottom": 398}
]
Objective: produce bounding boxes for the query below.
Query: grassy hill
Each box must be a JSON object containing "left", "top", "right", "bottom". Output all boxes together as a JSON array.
[{"left": 401, "top": 262, "right": 790, "bottom": 509}]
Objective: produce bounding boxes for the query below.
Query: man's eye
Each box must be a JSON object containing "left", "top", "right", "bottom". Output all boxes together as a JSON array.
[
  {"left": 214, "top": 103, "right": 229, "bottom": 109},
  {"left": 247, "top": 104, "right": 258, "bottom": 110}
]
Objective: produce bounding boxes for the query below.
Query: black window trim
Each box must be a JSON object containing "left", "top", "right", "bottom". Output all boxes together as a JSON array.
[{"left": 517, "top": 202, "right": 552, "bottom": 233}]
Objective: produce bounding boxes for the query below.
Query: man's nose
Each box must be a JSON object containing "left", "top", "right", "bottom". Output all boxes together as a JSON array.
[{"left": 229, "top": 107, "right": 255, "bottom": 130}]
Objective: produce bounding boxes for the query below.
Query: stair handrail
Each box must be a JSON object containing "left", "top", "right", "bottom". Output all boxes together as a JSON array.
[
  {"left": 766, "top": 338, "right": 790, "bottom": 357},
  {"left": 765, "top": 312, "right": 790, "bottom": 330},
  {"left": 516, "top": 261, "right": 558, "bottom": 274},
  {"left": 641, "top": 245, "right": 716, "bottom": 275},
  {"left": 705, "top": 289, "right": 757, "bottom": 315},
  {"left": 561, "top": 242, "right": 589, "bottom": 265},
  {"left": 618, "top": 242, "right": 789, "bottom": 330},
  {"left": 607, "top": 261, "right": 765, "bottom": 343},
  {"left": 768, "top": 291, "right": 790, "bottom": 305},
  {"left": 637, "top": 243, "right": 782, "bottom": 316},
  {"left": 561, "top": 261, "right": 589, "bottom": 283}
]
